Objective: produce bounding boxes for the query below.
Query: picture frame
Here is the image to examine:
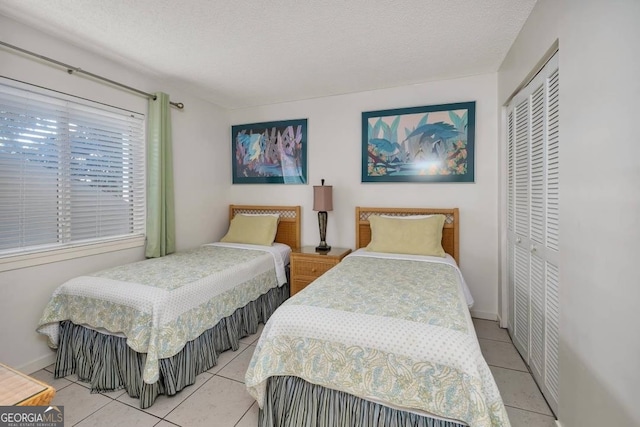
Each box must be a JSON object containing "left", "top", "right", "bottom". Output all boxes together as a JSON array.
[
  {"left": 362, "top": 101, "right": 475, "bottom": 183},
  {"left": 232, "top": 119, "right": 307, "bottom": 184}
]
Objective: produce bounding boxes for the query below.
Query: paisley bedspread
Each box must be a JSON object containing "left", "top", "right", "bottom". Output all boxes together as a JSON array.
[
  {"left": 38, "top": 242, "right": 287, "bottom": 384},
  {"left": 245, "top": 251, "right": 509, "bottom": 427}
]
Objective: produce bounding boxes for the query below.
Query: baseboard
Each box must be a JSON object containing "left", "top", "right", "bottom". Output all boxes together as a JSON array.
[
  {"left": 496, "top": 313, "right": 509, "bottom": 328},
  {"left": 17, "top": 353, "right": 56, "bottom": 375},
  {"left": 470, "top": 310, "right": 497, "bottom": 320}
]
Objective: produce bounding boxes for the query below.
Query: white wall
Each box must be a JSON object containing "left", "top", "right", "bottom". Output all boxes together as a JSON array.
[
  {"left": 498, "top": 0, "right": 640, "bottom": 425},
  {"left": 0, "top": 15, "right": 229, "bottom": 372},
  {"left": 228, "top": 74, "right": 500, "bottom": 319},
  {"left": 497, "top": 0, "right": 559, "bottom": 107},
  {"left": 496, "top": 0, "right": 560, "bottom": 325}
]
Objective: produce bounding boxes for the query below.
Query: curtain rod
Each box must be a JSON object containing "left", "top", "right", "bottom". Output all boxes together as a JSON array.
[{"left": 0, "top": 40, "right": 184, "bottom": 109}]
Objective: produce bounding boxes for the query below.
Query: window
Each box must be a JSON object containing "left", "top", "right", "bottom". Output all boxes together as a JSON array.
[{"left": 0, "top": 81, "right": 145, "bottom": 257}]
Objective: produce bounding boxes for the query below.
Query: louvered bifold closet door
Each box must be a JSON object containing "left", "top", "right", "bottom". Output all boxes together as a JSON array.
[
  {"left": 506, "top": 110, "right": 515, "bottom": 334},
  {"left": 504, "top": 52, "right": 559, "bottom": 415},
  {"left": 512, "top": 96, "right": 531, "bottom": 360},
  {"left": 529, "top": 81, "right": 546, "bottom": 391},
  {"left": 543, "top": 64, "right": 560, "bottom": 412},
  {"left": 528, "top": 55, "right": 560, "bottom": 415}
]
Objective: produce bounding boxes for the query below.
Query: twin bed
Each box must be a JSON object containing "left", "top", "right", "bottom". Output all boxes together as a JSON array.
[
  {"left": 37, "top": 205, "right": 301, "bottom": 408},
  {"left": 246, "top": 207, "right": 509, "bottom": 427},
  {"left": 37, "top": 205, "right": 509, "bottom": 427}
]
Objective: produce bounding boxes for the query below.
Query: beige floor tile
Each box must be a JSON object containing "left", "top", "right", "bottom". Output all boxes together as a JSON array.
[
  {"left": 44, "top": 363, "right": 82, "bottom": 384},
  {"left": 506, "top": 406, "right": 557, "bottom": 427},
  {"left": 29, "top": 368, "right": 74, "bottom": 392},
  {"left": 50, "top": 383, "right": 111, "bottom": 426},
  {"left": 473, "top": 318, "right": 511, "bottom": 342},
  {"left": 164, "top": 376, "right": 254, "bottom": 427},
  {"left": 74, "top": 400, "right": 160, "bottom": 427},
  {"left": 99, "top": 388, "right": 127, "bottom": 399},
  {"left": 74, "top": 379, "right": 91, "bottom": 389},
  {"left": 235, "top": 401, "right": 259, "bottom": 427},
  {"left": 40, "top": 365, "right": 126, "bottom": 398},
  {"left": 206, "top": 343, "right": 249, "bottom": 375},
  {"left": 216, "top": 345, "right": 256, "bottom": 383},
  {"left": 479, "top": 338, "right": 528, "bottom": 372},
  {"left": 61, "top": 376, "right": 123, "bottom": 399},
  {"left": 154, "top": 421, "right": 180, "bottom": 427},
  {"left": 490, "top": 366, "right": 553, "bottom": 416},
  {"left": 70, "top": 379, "right": 124, "bottom": 399},
  {"left": 117, "top": 372, "right": 213, "bottom": 419},
  {"left": 239, "top": 323, "right": 265, "bottom": 345}
]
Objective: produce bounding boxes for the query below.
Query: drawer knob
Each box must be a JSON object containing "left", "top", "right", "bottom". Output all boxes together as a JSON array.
[{"left": 311, "top": 267, "right": 317, "bottom": 273}]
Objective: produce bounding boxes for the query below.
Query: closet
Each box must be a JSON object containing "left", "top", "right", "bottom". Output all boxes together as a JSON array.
[{"left": 505, "top": 52, "right": 559, "bottom": 414}]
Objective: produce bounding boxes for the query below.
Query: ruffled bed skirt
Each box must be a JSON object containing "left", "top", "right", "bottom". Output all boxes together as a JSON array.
[
  {"left": 53, "top": 283, "right": 289, "bottom": 408},
  {"left": 260, "top": 375, "right": 466, "bottom": 427}
]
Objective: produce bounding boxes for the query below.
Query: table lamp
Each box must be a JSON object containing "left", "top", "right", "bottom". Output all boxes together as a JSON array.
[{"left": 313, "top": 179, "right": 333, "bottom": 252}]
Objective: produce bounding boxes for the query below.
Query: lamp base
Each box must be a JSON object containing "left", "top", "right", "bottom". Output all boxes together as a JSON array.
[
  {"left": 316, "top": 211, "right": 330, "bottom": 253},
  {"left": 315, "top": 243, "right": 331, "bottom": 252}
]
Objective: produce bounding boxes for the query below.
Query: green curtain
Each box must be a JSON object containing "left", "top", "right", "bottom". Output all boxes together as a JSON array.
[{"left": 145, "top": 92, "right": 175, "bottom": 258}]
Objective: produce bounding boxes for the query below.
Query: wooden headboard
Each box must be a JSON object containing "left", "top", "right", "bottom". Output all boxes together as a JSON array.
[
  {"left": 229, "top": 205, "right": 301, "bottom": 249},
  {"left": 355, "top": 207, "right": 460, "bottom": 265}
]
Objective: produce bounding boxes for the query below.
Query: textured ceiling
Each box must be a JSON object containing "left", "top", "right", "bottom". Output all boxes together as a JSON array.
[{"left": 0, "top": 0, "right": 537, "bottom": 109}]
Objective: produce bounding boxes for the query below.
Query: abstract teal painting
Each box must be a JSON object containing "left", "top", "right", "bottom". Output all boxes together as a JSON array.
[
  {"left": 362, "top": 102, "right": 475, "bottom": 182},
  {"left": 232, "top": 119, "right": 307, "bottom": 184}
]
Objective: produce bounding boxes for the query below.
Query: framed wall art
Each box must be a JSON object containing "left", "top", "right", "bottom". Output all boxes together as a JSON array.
[
  {"left": 232, "top": 119, "right": 307, "bottom": 184},
  {"left": 362, "top": 101, "right": 475, "bottom": 183}
]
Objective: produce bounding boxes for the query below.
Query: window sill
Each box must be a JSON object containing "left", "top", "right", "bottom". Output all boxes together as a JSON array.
[{"left": 0, "top": 236, "right": 146, "bottom": 273}]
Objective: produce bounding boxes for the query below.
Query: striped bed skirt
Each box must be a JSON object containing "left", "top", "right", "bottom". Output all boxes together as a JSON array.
[
  {"left": 260, "top": 375, "right": 466, "bottom": 427},
  {"left": 53, "top": 283, "right": 289, "bottom": 408}
]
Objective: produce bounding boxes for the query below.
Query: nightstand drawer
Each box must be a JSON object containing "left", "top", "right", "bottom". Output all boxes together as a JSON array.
[
  {"left": 291, "top": 277, "right": 315, "bottom": 295},
  {"left": 292, "top": 259, "right": 336, "bottom": 277},
  {"left": 289, "top": 247, "right": 352, "bottom": 296}
]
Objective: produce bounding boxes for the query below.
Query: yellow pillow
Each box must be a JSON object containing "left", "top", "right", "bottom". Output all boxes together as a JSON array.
[
  {"left": 366, "top": 214, "right": 446, "bottom": 257},
  {"left": 220, "top": 214, "right": 279, "bottom": 246}
]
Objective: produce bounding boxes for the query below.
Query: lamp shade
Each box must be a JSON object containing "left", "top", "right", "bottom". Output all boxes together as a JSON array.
[{"left": 313, "top": 185, "right": 333, "bottom": 211}]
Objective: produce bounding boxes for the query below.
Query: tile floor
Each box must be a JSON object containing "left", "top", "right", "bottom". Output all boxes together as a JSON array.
[{"left": 31, "top": 319, "right": 556, "bottom": 426}]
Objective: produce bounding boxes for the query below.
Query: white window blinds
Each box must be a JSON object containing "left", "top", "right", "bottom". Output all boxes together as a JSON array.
[{"left": 0, "top": 81, "right": 145, "bottom": 255}]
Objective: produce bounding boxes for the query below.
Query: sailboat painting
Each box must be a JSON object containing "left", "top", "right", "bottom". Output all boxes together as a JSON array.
[
  {"left": 362, "top": 102, "right": 475, "bottom": 183},
  {"left": 232, "top": 119, "right": 307, "bottom": 184}
]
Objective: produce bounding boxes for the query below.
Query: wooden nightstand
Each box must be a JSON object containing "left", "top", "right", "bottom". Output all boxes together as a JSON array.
[{"left": 290, "top": 246, "right": 351, "bottom": 296}]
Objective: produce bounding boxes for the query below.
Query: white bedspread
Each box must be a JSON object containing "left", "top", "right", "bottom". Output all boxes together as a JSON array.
[
  {"left": 38, "top": 243, "right": 288, "bottom": 384},
  {"left": 246, "top": 253, "right": 508, "bottom": 427},
  {"left": 347, "top": 249, "right": 475, "bottom": 307}
]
